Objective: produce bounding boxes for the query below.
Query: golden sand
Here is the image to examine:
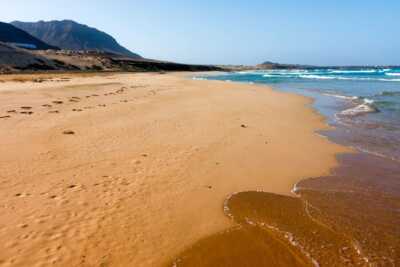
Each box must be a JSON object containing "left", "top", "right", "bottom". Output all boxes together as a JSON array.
[{"left": 0, "top": 72, "right": 348, "bottom": 266}]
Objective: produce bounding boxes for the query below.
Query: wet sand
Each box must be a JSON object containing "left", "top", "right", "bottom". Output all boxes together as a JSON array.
[
  {"left": 298, "top": 153, "right": 400, "bottom": 265},
  {"left": 0, "top": 72, "right": 348, "bottom": 266},
  {"left": 173, "top": 101, "right": 400, "bottom": 265},
  {"left": 174, "top": 153, "right": 400, "bottom": 266}
]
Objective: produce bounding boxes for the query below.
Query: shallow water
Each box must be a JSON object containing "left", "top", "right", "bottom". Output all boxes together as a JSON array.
[{"left": 298, "top": 153, "right": 400, "bottom": 265}]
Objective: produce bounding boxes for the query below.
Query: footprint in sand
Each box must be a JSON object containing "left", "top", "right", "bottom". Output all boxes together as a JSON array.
[
  {"left": 48, "top": 110, "right": 59, "bottom": 114},
  {"left": 62, "top": 130, "right": 75, "bottom": 135},
  {"left": 14, "top": 192, "right": 30, "bottom": 197},
  {"left": 20, "top": 111, "right": 33, "bottom": 115},
  {"left": 98, "top": 104, "right": 106, "bottom": 107},
  {"left": 72, "top": 109, "right": 83, "bottom": 112},
  {"left": 20, "top": 106, "right": 32, "bottom": 110},
  {"left": 42, "top": 104, "right": 52, "bottom": 108},
  {"left": 0, "top": 115, "right": 11, "bottom": 119},
  {"left": 7, "top": 110, "right": 17, "bottom": 113},
  {"left": 52, "top": 101, "right": 63, "bottom": 105},
  {"left": 17, "top": 224, "right": 29, "bottom": 229}
]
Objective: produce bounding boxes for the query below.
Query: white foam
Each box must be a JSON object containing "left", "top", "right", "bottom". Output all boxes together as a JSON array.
[
  {"left": 300, "top": 75, "right": 336, "bottom": 80},
  {"left": 223, "top": 191, "right": 321, "bottom": 267},
  {"left": 376, "top": 78, "right": 400, "bottom": 82},
  {"left": 299, "top": 75, "right": 400, "bottom": 82},
  {"left": 337, "top": 97, "right": 378, "bottom": 116},
  {"left": 363, "top": 98, "right": 374, "bottom": 104},
  {"left": 351, "top": 240, "right": 371, "bottom": 264},
  {"left": 237, "top": 71, "right": 262, "bottom": 75},
  {"left": 262, "top": 222, "right": 320, "bottom": 267},
  {"left": 263, "top": 74, "right": 277, "bottom": 77},
  {"left": 386, "top": 73, "right": 400, "bottom": 76},
  {"left": 340, "top": 103, "right": 377, "bottom": 116},
  {"left": 322, "top": 93, "right": 358, "bottom": 100},
  {"left": 330, "top": 69, "right": 376, "bottom": 74},
  {"left": 353, "top": 146, "right": 400, "bottom": 163},
  {"left": 291, "top": 182, "right": 301, "bottom": 195}
]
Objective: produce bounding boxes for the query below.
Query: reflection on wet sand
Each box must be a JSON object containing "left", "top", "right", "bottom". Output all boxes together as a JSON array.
[
  {"left": 299, "top": 153, "right": 400, "bottom": 265},
  {"left": 172, "top": 191, "right": 363, "bottom": 266},
  {"left": 172, "top": 153, "right": 400, "bottom": 266},
  {"left": 172, "top": 225, "right": 312, "bottom": 267}
]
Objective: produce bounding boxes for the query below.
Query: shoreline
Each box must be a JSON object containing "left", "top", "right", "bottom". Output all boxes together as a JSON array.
[
  {"left": 176, "top": 75, "right": 400, "bottom": 266},
  {"left": 0, "top": 72, "right": 349, "bottom": 266}
]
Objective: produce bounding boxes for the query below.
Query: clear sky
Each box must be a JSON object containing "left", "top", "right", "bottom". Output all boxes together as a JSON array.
[{"left": 1, "top": 0, "right": 399, "bottom": 66}]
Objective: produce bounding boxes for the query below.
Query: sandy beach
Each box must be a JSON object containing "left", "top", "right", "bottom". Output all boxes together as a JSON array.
[{"left": 0, "top": 72, "right": 349, "bottom": 267}]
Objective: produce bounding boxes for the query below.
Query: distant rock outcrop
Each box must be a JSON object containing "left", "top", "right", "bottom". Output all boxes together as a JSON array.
[
  {"left": 0, "top": 22, "right": 58, "bottom": 50},
  {"left": 11, "top": 20, "right": 141, "bottom": 58},
  {"left": 258, "top": 61, "right": 313, "bottom": 69}
]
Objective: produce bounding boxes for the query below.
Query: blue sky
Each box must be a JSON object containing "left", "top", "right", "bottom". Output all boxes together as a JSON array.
[{"left": 1, "top": 0, "right": 399, "bottom": 65}]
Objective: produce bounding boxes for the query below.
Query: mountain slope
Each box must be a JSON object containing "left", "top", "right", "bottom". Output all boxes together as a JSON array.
[
  {"left": 0, "top": 42, "right": 73, "bottom": 73},
  {"left": 11, "top": 20, "right": 140, "bottom": 58},
  {"left": 0, "top": 22, "right": 58, "bottom": 50}
]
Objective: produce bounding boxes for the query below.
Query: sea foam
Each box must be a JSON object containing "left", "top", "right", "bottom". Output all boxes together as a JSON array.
[{"left": 340, "top": 98, "right": 378, "bottom": 116}]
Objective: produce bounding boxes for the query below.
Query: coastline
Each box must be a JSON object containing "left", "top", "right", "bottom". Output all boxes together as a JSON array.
[
  {"left": 0, "top": 72, "right": 349, "bottom": 266},
  {"left": 177, "top": 75, "right": 400, "bottom": 266}
]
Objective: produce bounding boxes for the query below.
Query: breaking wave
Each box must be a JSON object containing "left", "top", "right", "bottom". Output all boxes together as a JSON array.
[
  {"left": 299, "top": 75, "right": 400, "bottom": 82},
  {"left": 340, "top": 98, "right": 379, "bottom": 116},
  {"left": 329, "top": 69, "right": 377, "bottom": 74}
]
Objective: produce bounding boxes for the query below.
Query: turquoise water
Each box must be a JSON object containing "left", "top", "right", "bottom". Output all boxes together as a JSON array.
[{"left": 201, "top": 68, "right": 400, "bottom": 161}]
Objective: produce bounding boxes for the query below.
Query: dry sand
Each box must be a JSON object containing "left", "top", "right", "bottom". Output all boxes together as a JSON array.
[{"left": 0, "top": 72, "right": 349, "bottom": 267}]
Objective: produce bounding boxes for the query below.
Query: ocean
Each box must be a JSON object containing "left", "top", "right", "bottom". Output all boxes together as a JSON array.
[{"left": 200, "top": 68, "right": 400, "bottom": 162}]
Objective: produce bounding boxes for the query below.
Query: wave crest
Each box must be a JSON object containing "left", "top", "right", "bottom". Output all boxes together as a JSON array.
[{"left": 340, "top": 99, "right": 379, "bottom": 116}]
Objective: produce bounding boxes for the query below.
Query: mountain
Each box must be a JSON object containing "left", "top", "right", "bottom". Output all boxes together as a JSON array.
[
  {"left": 0, "top": 22, "right": 58, "bottom": 50},
  {"left": 11, "top": 20, "right": 140, "bottom": 58}
]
